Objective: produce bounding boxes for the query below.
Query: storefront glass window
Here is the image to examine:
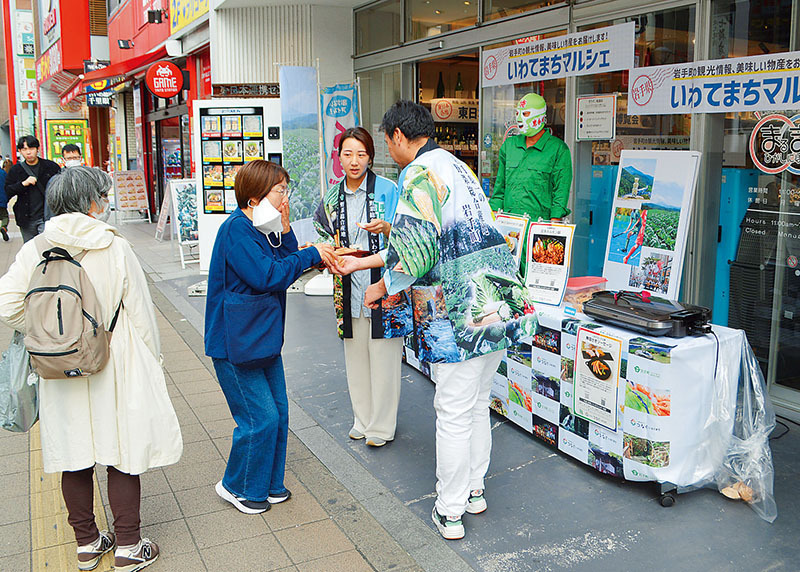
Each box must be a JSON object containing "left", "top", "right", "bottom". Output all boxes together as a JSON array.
[
  {"left": 479, "top": 31, "right": 567, "bottom": 196},
  {"left": 483, "top": 0, "right": 563, "bottom": 23},
  {"left": 571, "top": 7, "right": 696, "bottom": 279},
  {"left": 709, "top": 0, "right": 800, "bottom": 397},
  {"left": 357, "top": 64, "right": 403, "bottom": 180},
  {"left": 406, "top": 0, "right": 478, "bottom": 41},
  {"left": 355, "top": 0, "right": 402, "bottom": 55}
]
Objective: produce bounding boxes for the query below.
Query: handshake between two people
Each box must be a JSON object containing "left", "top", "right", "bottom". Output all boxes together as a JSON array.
[{"left": 299, "top": 243, "right": 388, "bottom": 309}]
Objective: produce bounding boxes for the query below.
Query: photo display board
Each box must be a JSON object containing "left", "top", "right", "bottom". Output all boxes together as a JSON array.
[{"left": 199, "top": 106, "right": 266, "bottom": 214}]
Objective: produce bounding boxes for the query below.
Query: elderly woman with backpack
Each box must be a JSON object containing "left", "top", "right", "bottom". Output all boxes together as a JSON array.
[{"left": 0, "top": 167, "right": 182, "bottom": 571}]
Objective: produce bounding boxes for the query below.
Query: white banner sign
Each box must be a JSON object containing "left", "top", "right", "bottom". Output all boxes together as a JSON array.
[
  {"left": 629, "top": 50, "right": 800, "bottom": 115},
  {"left": 321, "top": 82, "right": 359, "bottom": 187},
  {"left": 481, "top": 22, "right": 634, "bottom": 88}
]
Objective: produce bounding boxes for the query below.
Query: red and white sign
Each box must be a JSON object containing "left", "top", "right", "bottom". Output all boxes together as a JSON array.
[
  {"left": 145, "top": 61, "right": 183, "bottom": 99},
  {"left": 430, "top": 98, "right": 478, "bottom": 123}
]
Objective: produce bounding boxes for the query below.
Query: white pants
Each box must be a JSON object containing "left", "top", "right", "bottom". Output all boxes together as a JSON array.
[
  {"left": 431, "top": 350, "right": 505, "bottom": 517},
  {"left": 343, "top": 317, "right": 404, "bottom": 441}
]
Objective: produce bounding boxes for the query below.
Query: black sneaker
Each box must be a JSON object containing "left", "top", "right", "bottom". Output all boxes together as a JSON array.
[
  {"left": 432, "top": 507, "right": 465, "bottom": 540},
  {"left": 1, "top": 227, "right": 8, "bottom": 241},
  {"left": 215, "top": 480, "right": 270, "bottom": 514},
  {"left": 77, "top": 530, "right": 115, "bottom": 570},
  {"left": 268, "top": 489, "right": 292, "bottom": 504}
]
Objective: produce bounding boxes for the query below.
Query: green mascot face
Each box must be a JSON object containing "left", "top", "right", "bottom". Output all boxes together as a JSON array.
[{"left": 515, "top": 93, "right": 547, "bottom": 137}]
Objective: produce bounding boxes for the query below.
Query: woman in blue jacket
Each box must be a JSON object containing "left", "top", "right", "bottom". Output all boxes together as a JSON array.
[{"left": 205, "top": 160, "right": 336, "bottom": 514}]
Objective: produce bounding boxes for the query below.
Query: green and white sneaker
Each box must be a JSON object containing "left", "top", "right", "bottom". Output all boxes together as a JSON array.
[
  {"left": 432, "top": 507, "right": 465, "bottom": 540},
  {"left": 465, "top": 489, "right": 487, "bottom": 514}
]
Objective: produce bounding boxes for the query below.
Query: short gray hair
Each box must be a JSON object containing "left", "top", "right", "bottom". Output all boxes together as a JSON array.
[{"left": 47, "top": 166, "right": 109, "bottom": 216}]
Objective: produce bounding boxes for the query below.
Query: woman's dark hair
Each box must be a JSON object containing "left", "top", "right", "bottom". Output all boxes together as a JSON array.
[
  {"left": 17, "top": 135, "right": 40, "bottom": 150},
  {"left": 235, "top": 160, "right": 290, "bottom": 208},
  {"left": 338, "top": 127, "right": 375, "bottom": 164},
  {"left": 379, "top": 100, "right": 435, "bottom": 141}
]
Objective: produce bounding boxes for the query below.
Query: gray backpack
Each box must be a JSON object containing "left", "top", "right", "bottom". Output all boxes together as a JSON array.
[{"left": 23, "top": 236, "right": 121, "bottom": 379}]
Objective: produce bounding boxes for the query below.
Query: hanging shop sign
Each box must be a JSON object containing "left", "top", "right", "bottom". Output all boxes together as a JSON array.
[
  {"left": 576, "top": 95, "right": 617, "bottom": 141},
  {"left": 16, "top": 10, "right": 34, "bottom": 57},
  {"left": 628, "top": 50, "right": 800, "bottom": 115},
  {"left": 481, "top": 22, "right": 634, "bottom": 88},
  {"left": 748, "top": 113, "right": 800, "bottom": 175},
  {"left": 145, "top": 61, "right": 184, "bottom": 99},
  {"left": 38, "top": 0, "right": 61, "bottom": 53},
  {"left": 602, "top": 150, "right": 701, "bottom": 301},
  {"left": 36, "top": 41, "right": 62, "bottom": 83},
  {"left": 321, "top": 82, "right": 360, "bottom": 187},
  {"left": 83, "top": 61, "right": 113, "bottom": 107},
  {"left": 170, "top": 0, "right": 209, "bottom": 34},
  {"left": 430, "top": 98, "right": 479, "bottom": 123},
  {"left": 212, "top": 83, "right": 280, "bottom": 98}
]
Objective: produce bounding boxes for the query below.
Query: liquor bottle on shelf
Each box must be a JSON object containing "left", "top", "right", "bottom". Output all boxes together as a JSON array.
[
  {"left": 436, "top": 72, "right": 445, "bottom": 99},
  {"left": 474, "top": 78, "right": 479, "bottom": 99},
  {"left": 454, "top": 72, "right": 464, "bottom": 99}
]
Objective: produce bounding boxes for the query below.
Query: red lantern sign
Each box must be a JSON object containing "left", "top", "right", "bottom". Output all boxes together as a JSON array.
[{"left": 145, "top": 61, "right": 183, "bottom": 99}]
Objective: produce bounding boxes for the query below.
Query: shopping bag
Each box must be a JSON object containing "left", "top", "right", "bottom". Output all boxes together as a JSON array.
[{"left": 0, "top": 331, "right": 39, "bottom": 432}]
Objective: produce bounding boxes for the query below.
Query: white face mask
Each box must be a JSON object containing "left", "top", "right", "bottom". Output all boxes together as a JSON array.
[
  {"left": 64, "top": 159, "right": 82, "bottom": 168},
  {"left": 250, "top": 198, "right": 283, "bottom": 246},
  {"left": 94, "top": 198, "right": 111, "bottom": 223}
]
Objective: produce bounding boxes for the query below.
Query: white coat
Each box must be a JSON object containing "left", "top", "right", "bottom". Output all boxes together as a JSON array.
[{"left": 0, "top": 213, "right": 183, "bottom": 474}]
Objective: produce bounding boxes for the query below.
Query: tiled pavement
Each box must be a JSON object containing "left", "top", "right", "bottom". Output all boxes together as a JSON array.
[{"left": 0, "top": 222, "right": 425, "bottom": 572}]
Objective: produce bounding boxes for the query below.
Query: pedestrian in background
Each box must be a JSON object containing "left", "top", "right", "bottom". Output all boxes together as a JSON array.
[
  {"left": 0, "top": 166, "right": 183, "bottom": 571},
  {"left": 3, "top": 135, "right": 60, "bottom": 242},
  {"left": 314, "top": 127, "right": 412, "bottom": 447},
  {"left": 205, "top": 160, "right": 337, "bottom": 514},
  {"left": 0, "top": 159, "right": 10, "bottom": 241}
]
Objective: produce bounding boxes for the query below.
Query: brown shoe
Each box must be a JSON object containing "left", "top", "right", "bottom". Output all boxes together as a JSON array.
[
  {"left": 114, "top": 538, "right": 159, "bottom": 572},
  {"left": 77, "top": 530, "right": 115, "bottom": 570}
]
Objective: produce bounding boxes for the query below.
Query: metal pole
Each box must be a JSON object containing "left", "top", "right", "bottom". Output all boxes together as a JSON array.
[{"left": 316, "top": 59, "right": 326, "bottom": 202}]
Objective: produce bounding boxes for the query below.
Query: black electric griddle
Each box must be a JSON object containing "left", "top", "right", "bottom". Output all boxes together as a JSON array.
[{"left": 582, "top": 291, "right": 712, "bottom": 337}]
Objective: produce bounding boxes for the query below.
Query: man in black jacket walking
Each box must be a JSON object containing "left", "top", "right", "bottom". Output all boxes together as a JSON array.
[{"left": 4, "top": 135, "right": 61, "bottom": 242}]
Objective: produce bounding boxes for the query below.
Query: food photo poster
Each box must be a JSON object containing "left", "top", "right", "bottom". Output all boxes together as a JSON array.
[
  {"left": 525, "top": 223, "right": 575, "bottom": 306},
  {"left": 602, "top": 150, "right": 701, "bottom": 300},
  {"left": 493, "top": 212, "right": 529, "bottom": 268},
  {"left": 573, "top": 327, "right": 622, "bottom": 431}
]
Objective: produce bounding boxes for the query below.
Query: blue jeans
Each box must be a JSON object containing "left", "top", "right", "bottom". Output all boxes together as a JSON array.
[{"left": 212, "top": 356, "right": 289, "bottom": 502}]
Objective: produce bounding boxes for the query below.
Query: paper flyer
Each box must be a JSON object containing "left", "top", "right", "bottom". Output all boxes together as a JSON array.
[
  {"left": 525, "top": 223, "right": 575, "bottom": 306},
  {"left": 602, "top": 150, "right": 701, "bottom": 299},
  {"left": 493, "top": 212, "right": 529, "bottom": 268},
  {"left": 574, "top": 328, "right": 622, "bottom": 431}
]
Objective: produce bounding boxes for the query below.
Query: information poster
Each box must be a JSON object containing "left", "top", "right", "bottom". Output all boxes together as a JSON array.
[
  {"left": 493, "top": 213, "right": 529, "bottom": 268},
  {"left": 113, "top": 171, "right": 149, "bottom": 211},
  {"left": 574, "top": 328, "right": 622, "bottom": 431},
  {"left": 525, "top": 223, "right": 575, "bottom": 306},
  {"left": 199, "top": 106, "right": 266, "bottom": 214},
  {"left": 576, "top": 95, "right": 616, "bottom": 141},
  {"left": 169, "top": 179, "right": 199, "bottom": 244},
  {"left": 45, "top": 119, "right": 89, "bottom": 165},
  {"left": 602, "top": 150, "right": 700, "bottom": 300}
]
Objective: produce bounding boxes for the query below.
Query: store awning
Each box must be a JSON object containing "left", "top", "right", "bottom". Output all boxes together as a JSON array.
[{"left": 80, "top": 46, "right": 168, "bottom": 85}]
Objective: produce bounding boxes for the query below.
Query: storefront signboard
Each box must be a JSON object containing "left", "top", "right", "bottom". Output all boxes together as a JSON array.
[
  {"left": 113, "top": 171, "right": 150, "bottom": 211},
  {"left": 83, "top": 61, "right": 113, "bottom": 107},
  {"left": 36, "top": 41, "right": 62, "bottom": 83},
  {"left": 602, "top": 150, "right": 701, "bottom": 300},
  {"left": 576, "top": 95, "right": 616, "bottom": 141},
  {"left": 525, "top": 222, "right": 575, "bottom": 306},
  {"left": 629, "top": 50, "right": 800, "bottom": 115},
  {"left": 146, "top": 61, "right": 184, "bottom": 99},
  {"left": 170, "top": 0, "right": 209, "bottom": 34},
  {"left": 321, "top": 82, "right": 360, "bottom": 187},
  {"left": 748, "top": 113, "right": 800, "bottom": 175},
  {"left": 212, "top": 83, "right": 280, "bottom": 98},
  {"left": 16, "top": 10, "right": 34, "bottom": 57},
  {"left": 481, "top": 22, "right": 634, "bottom": 88},
  {"left": 170, "top": 179, "right": 199, "bottom": 244},
  {"left": 45, "top": 119, "right": 89, "bottom": 164},
  {"left": 430, "top": 98, "right": 479, "bottom": 123},
  {"left": 38, "top": 0, "right": 61, "bottom": 53}
]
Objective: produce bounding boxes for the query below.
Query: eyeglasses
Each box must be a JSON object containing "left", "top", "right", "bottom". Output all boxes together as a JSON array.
[{"left": 271, "top": 185, "right": 292, "bottom": 197}]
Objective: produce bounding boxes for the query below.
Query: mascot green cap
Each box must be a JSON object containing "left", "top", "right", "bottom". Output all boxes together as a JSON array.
[{"left": 516, "top": 93, "right": 547, "bottom": 137}]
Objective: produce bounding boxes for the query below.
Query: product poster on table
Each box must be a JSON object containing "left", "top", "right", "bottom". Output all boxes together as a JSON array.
[
  {"left": 493, "top": 212, "right": 529, "bottom": 268},
  {"left": 602, "top": 150, "right": 700, "bottom": 299},
  {"left": 573, "top": 327, "right": 622, "bottom": 431},
  {"left": 525, "top": 223, "right": 575, "bottom": 306}
]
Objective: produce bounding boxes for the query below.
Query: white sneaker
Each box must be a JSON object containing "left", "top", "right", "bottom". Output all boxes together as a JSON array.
[
  {"left": 113, "top": 538, "right": 159, "bottom": 572},
  {"left": 465, "top": 489, "right": 487, "bottom": 514},
  {"left": 432, "top": 507, "right": 465, "bottom": 540}
]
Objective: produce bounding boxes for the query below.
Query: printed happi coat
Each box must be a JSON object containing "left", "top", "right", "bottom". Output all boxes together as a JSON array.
[
  {"left": 385, "top": 141, "right": 538, "bottom": 363},
  {"left": 314, "top": 169, "right": 412, "bottom": 340}
]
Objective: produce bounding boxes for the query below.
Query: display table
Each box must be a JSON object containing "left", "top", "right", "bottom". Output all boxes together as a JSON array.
[{"left": 404, "top": 304, "right": 756, "bottom": 502}]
